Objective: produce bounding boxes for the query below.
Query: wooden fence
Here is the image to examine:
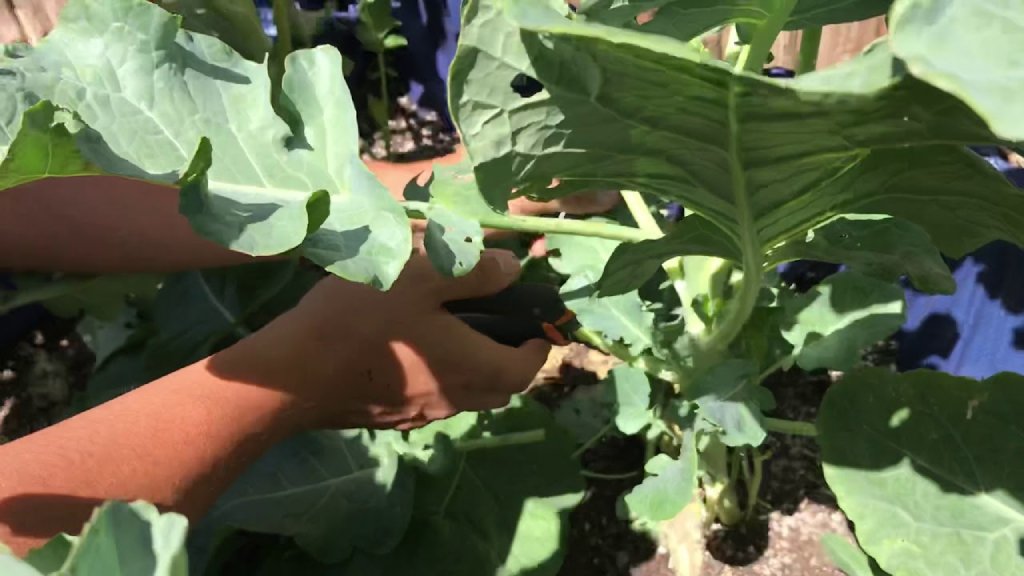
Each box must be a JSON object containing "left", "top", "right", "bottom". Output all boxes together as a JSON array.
[{"left": 705, "top": 16, "right": 889, "bottom": 71}]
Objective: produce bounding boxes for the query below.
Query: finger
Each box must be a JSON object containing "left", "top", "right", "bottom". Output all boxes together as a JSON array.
[
  {"left": 430, "top": 249, "right": 521, "bottom": 303},
  {"left": 11, "top": 0, "right": 57, "bottom": 44},
  {"left": 426, "top": 313, "right": 547, "bottom": 395},
  {"left": 508, "top": 190, "right": 620, "bottom": 217},
  {"left": 0, "top": 1, "right": 23, "bottom": 44},
  {"left": 485, "top": 338, "right": 552, "bottom": 394},
  {"left": 528, "top": 236, "right": 547, "bottom": 258},
  {"left": 556, "top": 190, "right": 621, "bottom": 214}
]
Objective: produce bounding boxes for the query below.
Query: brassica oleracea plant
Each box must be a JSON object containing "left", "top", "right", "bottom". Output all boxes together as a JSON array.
[{"left": 2, "top": 0, "right": 1022, "bottom": 574}]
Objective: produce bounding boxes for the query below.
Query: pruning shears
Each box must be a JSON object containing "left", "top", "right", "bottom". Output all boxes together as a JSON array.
[{"left": 443, "top": 283, "right": 580, "bottom": 347}]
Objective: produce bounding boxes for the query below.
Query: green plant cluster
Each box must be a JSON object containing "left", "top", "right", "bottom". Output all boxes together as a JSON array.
[{"left": 1, "top": 0, "right": 1023, "bottom": 575}]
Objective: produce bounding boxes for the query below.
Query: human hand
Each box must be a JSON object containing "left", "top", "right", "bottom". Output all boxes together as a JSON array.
[
  {"left": 0, "top": 0, "right": 65, "bottom": 44},
  {"left": 216, "top": 250, "right": 551, "bottom": 431}
]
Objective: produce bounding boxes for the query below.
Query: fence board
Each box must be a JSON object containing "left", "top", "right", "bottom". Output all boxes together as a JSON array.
[{"left": 705, "top": 16, "right": 888, "bottom": 71}]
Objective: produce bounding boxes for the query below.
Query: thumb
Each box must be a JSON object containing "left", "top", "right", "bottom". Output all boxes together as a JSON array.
[{"left": 432, "top": 249, "right": 521, "bottom": 303}]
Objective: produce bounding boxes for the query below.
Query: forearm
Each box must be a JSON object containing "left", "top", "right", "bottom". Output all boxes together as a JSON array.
[
  {"left": 0, "top": 160, "right": 432, "bottom": 274},
  {"left": 0, "top": 343, "right": 301, "bottom": 556},
  {"left": 0, "top": 176, "right": 265, "bottom": 273}
]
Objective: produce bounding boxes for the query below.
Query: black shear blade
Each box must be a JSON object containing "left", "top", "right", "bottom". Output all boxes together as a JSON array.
[{"left": 443, "top": 283, "right": 575, "bottom": 347}]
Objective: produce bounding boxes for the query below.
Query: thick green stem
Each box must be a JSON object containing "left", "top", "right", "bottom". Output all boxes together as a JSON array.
[
  {"left": 620, "top": 190, "right": 688, "bottom": 305},
  {"left": 744, "top": 448, "right": 768, "bottom": 518},
  {"left": 763, "top": 417, "right": 818, "bottom": 437},
  {"left": 797, "top": 27, "right": 822, "bottom": 74},
  {"left": 703, "top": 439, "right": 744, "bottom": 526},
  {"left": 698, "top": 78, "right": 764, "bottom": 354},
  {"left": 455, "top": 429, "right": 545, "bottom": 452},
  {"left": 377, "top": 50, "right": 391, "bottom": 157},
  {"left": 620, "top": 190, "right": 662, "bottom": 234},
  {"left": 735, "top": 0, "right": 799, "bottom": 73},
  {"left": 403, "top": 202, "right": 656, "bottom": 243}
]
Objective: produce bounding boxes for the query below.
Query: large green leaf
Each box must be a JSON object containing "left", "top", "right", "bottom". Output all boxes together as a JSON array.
[
  {"left": 356, "top": 0, "right": 403, "bottom": 53},
  {"left": 623, "top": 433, "right": 698, "bottom": 521},
  {"left": 769, "top": 215, "right": 955, "bottom": 294},
  {"left": 73, "top": 261, "right": 317, "bottom": 412},
  {"left": 889, "top": 0, "right": 1024, "bottom": 141},
  {"left": 200, "top": 429, "right": 414, "bottom": 564},
  {"left": 24, "top": 534, "right": 75, "bottom": 573},
  {"left": 735, "top": 304, "right": 794, "bottom": 374},
  {"left": 578, "top": 0, "right": 893, "bottom": 41},
  {"left": 547, "top": 232, "right": 655, "bottom": 355},
  {"left": 781, "top": 271, "right": 905, "bottom": 371},
  {"left": 690, "top": 359, "right": 774, "bottom": 447},
  {"left": 0, "top": 273, "right": 159, "bottom": 320},
  {"left": 154, "top": 0, "right": 271, "bottom": 62},
  {"left": 405, "top": 159, "right": 490, "bottom": 276},
  {"left": 142, "top": 261, "right": 318, "bottom": 377},
  {"left": 820, "top": 534, "right": 888, "bottom": 576},
  {"left": 819, "top": 369, "right": 1024, "bottom": 576},
  {"left": 451, "top": 0, "right": 1024, "bottom": 275},
  {"left": 0, "top": 557, "right": 42, "bottom": 576},
  {"left": 609, "top": 364, "right": 653, "bottom": 434},
  {"left": 347, "top": 396, "right": 585, "bottom": 576},
  {"left": 597, "top": 214, "right": 740, "bottom": 297},
  {"left": 0, "top": 101, "right": 99, "bottom": 188},
  {"left": 600, "top": 212, "right": 954, "bottom": 302},
  {"left": 62, "top": 501, "right": 188, "bottom": 576},
  {"left": 1, "top": 0, "right": 411, "bottom": 288}
]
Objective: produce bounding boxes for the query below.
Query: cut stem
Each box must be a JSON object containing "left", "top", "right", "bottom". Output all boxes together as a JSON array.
[
  {"left": 797, "top": 27, "right": 822, "bottom": 74},
  {"left": 403, "top": 201, "right": 657, "bottom": 244},
  {"left": 455, "top": 429, "right": 546, "bottom": 452},
  {"left": 762, "top": 417, "right": 817, "bottom": 437},
  {"left": 580, "top": 469, "right": 640, "bottom": 480}
]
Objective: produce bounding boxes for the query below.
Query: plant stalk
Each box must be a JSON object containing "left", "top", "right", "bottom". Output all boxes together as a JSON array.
[
  {"left": 403, "top": 201, "right": 657, "bottom": 244},
  {"left": 762, "top": 417, "right": 818, "bottom": 437},
  {"left": 744, "top": 448, "right": 768, "bottom": 518},
  {"left": 735, "top": 0, "right": 799, "bottom": 73},
  {"left": 454, "top": 429, "right": 546, "bottom": 452},
  {"left": 619, "top": 190, "right": 688, "bottom": 304},
  {"left": 377, "top": 50, "right": 391, "bottom": 158},
  {"left": 796, "top": 27, "right": 822, "bottom": 74}
]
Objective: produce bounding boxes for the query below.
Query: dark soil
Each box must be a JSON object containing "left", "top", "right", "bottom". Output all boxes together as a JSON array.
[
  {"left": 0, "top": 315, "right": 93, "bottom": 443},
  {"left": 536, "top": 338, "right": 901, "bottom": 576},
  {"left": 360, "top": 95, "right": 459, "bottom": 163},
  {"left": 697, "top": 367, "right": 847, "bottom": 576},
  {"left": 530, "top": 348, "right": 666, "bottom": 576}
]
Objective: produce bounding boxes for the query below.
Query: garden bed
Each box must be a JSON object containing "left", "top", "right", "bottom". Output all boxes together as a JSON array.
[{"left": 530, "top": 339, "right": 898, "bottom": 576}]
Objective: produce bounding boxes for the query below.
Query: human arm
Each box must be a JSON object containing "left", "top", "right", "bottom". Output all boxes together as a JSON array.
[
  {"left": 0, "top": 152, "right": 616, "bottom": 274},
  {"left": 0, "top": 249, "right": 550, "bottom": 556}
]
